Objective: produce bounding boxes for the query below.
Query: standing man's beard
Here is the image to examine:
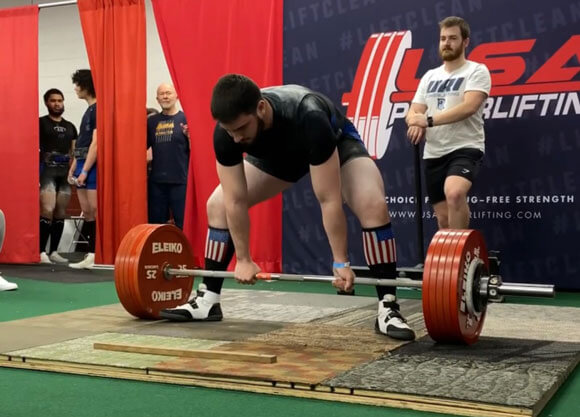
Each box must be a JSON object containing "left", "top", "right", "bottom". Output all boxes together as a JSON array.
[
  {"left": 439, "top": 45, "right": 463, "bottom": 61},
  {"left": 49, "top": 107, "right": 64, "bottom": 117}
]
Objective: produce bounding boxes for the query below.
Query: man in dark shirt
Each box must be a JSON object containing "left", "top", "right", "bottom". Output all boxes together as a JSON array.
[
  {"left": 161, "top": 74, "right": 415, "bottom": 341},
  {"left": 147, "top": 83, "right": 190, "bottom": 229},
  {"left": 39, "top": 88, "right": 78, "bottom": 264},
  {"left": 68, "top": 69, "right": 98, "bottom": 270}
]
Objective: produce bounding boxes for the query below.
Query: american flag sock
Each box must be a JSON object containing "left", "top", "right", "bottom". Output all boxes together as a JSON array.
[
  {"left": 202, "top": 227, "right": 235, "bottom": 294},
  {"left": 362, "top": 223, "right": 397, "bottom": 300}
]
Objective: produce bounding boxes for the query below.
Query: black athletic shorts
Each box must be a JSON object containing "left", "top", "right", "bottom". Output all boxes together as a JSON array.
[
  {"left": 40, "top": 166, "right": 71, "bottom": 194},
  {"left": 245, "top": 135, "right": 369, "bottom": 182},
  {"left": 424, "top": 147, "right": 484, "bottom": 205}
]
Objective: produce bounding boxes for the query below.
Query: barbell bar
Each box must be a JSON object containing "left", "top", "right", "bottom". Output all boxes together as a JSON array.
[
  {"left": 164, "top": 268, "right": 554, "bottom": 298},
  {"left": 114, "top": 224, "right": 555, "bottom": 344}
]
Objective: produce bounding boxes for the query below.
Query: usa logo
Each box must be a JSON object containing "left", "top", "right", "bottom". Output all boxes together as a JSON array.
[
  {"left": 343, "top": 32, "right": 580, "bottom": 159},
  {"left": 341, "top": 31, "right": 412, "bottom": 160}
]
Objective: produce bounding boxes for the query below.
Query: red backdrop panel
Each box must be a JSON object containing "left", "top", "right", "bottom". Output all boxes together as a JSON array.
[
  {"left": 152, "top": 0, "right": 283, "bottom": 270},
  {"left": 0, "top": 6, "right": 39, "bottom": 263},
  {"left": 78, "top": 0, "right": 148, "bottom": 264}
]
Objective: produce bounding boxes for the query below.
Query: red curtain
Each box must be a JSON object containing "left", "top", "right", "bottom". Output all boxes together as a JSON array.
[
  {"left": 152, "top": 0, "right": 283, "bottom": 271},
  {"left": 77, "top": 0, "right": 147, "bottom": 264},
  {"left": 0, "top": 6, "right": 39, "bottom": 263}
]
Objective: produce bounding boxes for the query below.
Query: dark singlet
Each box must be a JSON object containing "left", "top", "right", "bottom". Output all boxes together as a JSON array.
[
  {"left": 39, "top": 115, "right": 77, "bottom": 173},
  {"left": 213, "top": 85, "right": 353, "bottom": 181}
]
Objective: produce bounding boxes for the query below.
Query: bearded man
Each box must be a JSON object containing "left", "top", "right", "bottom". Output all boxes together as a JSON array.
[
  {"left": 39, "top": 88, "right": 78, "bottom": 264},
  {"left": 406, "top": 16, "right": 491, "bottom": 229}
]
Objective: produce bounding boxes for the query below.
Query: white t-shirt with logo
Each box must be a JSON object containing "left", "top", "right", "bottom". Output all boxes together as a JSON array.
[{"left": 412, "top": 60, "right": 491, "bottom": 159}]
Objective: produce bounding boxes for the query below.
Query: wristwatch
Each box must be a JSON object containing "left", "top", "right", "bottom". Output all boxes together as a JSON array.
[{"left": 427, "top": 116, "right": 434, "bottom": 127}]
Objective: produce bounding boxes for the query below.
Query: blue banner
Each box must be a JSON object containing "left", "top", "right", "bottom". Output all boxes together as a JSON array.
[{"left": 282, "top": 0, "right": 580, "bottom": 289}]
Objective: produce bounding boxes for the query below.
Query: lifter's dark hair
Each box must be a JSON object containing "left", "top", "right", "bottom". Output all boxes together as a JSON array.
[
  {"left": 43, "top": 88, "right": 64, "bottom": 103},
  {"left": 439, "top": 16, "right": 470, "bottom": 40},
  {"left": 71, "top": 69, "right": 96, "bottom": 98},
  {"left": 210, "top": 74, "right": 262, "bottom": 123}
]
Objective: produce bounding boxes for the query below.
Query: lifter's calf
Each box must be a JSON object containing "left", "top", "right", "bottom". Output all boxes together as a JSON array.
[{"left": 206, "top": 188, "right": 228, "bottom": 229}]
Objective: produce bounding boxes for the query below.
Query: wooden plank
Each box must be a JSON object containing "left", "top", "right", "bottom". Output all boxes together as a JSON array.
[
  {"left": 354, "top": 388, "right": 532, "bottom": 416},
  {"left": 93, "top": 342, "right": 277, "bottom": 364},
  {"left": 147, "top": 370, "right": 274, "bottom": 387},
  {"left": 0, "top": 360, "right": 535, "bottom": 417}
]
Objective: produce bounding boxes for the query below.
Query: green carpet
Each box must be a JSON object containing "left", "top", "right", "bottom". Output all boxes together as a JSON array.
[
  {"left": 0, "top": 278, "right": 118, "bottom": 322},
  {"left": 0, "top": 276, "right": 579, "bottom": 417},
  {"left": 1, "top": 364, "right": 579, "bottom": 417}
]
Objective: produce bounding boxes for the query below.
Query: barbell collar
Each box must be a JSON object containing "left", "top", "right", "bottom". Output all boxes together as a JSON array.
[{"left": 165, "top": 268, "right": 424, "bottom": 288}]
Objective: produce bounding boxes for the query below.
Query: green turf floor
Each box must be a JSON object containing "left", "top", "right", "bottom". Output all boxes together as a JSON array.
[{"left": 0, "top": 275, "right": 579, "bottom": 417}]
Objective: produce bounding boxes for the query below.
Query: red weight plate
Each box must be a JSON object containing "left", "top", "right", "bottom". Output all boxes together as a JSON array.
[
  {"left": 434, "top": 230, "right": 462, "bottom": 341},
  {"left": 423, "top": 230, "right": 455, "bottom": 340},
  {"left": 426, "top": 230, "right": 454, "bottom": 341},
  {"left": 425, "top": 230, "right": 489, "bottom": 344},
  {"left": 422, "top": 230, "right": 446, "bottom": 339},
  {"left": 449, "top": 229, "right": 489, "bottom": 344},
  {"left": 114, "top": 224, "right": 152, "bottom": 317},
  {"left": 132, "top": 224, "right": 195, "bottom": 319},
  {"left": 124, "top": 224, "right": 160, "bottom": 318}
]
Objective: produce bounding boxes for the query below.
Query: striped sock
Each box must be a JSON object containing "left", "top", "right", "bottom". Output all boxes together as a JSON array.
[
  {"left": 362, "top": 223, "right": 397, "bottom": 299},
  {"left": 203, "top": 227, "right": 234, "bottom": 294}
]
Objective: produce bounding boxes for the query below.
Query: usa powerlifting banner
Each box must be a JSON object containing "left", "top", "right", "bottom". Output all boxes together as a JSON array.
[{"left": 282, "top": 0, "right": 580, "bottom": 289}]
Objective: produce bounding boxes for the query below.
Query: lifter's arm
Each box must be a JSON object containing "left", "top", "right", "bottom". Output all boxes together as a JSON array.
[
  {"left": 216, "top": 161, "right": 260, "bottom": 283},
  {"left": 310, "top": 149, "right": 354, "bottom": 292}
]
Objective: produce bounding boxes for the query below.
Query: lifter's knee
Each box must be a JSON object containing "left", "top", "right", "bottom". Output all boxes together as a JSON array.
[
  {"left": 445, "top": 189, "right": 467, "bottom": 211},
  {"left": 206, "top": 189, "right": 227, "bottom": 228},
  {"left": 356, "top": 196, "right": 390, "bottom": 227}
]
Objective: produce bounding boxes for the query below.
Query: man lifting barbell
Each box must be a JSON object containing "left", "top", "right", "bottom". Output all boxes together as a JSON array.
[
  {"left": 114, "top": 225, "right": 554, "bottom": 345},
  {"left": 159, "top": 74, "right": 416, "bottom": 341}
]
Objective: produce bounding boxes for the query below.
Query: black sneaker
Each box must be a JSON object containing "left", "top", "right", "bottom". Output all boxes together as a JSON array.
[
  {"left": 159, "top": 284, "right": 223, "bottom": 322},
  {"left": 375, "top": 294, "right": 416, "bottom": 341}
]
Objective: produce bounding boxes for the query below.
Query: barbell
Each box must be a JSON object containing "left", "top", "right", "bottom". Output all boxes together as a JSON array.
[{"left": 114, "top": 224, "right": 554, "bottom": 344}]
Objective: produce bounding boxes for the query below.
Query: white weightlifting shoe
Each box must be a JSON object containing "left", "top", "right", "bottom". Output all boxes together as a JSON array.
[
  {"left": 0, "top": 275, "right": 18, "bottom": 291},
  {"left": 69, "top": 252, "right": 95, "bottom": 269},
  {"left": 160, "top": 283, "right": 223, "bottom": 322},
  {"left": 40, "top": 252, "right": 53, "bottom": 264},
  {"left": 49, "top": 252, "right": 69, "bottom": 264},
  {"left": 375, "top": 294, "right": 416, "bottom": 341}
]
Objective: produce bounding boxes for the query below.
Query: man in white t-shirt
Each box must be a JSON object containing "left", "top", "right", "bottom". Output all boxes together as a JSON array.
[{"left": 406, "top": 16, "right": 491, "bottom": 229}]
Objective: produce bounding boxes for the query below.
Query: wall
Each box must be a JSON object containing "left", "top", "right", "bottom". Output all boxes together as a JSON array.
[
  {"left": 281, "top": 0, "right": 580, "bottom": 289},
  {"left": 3, "top": 0, "right": 173, "bottom": 129}
]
